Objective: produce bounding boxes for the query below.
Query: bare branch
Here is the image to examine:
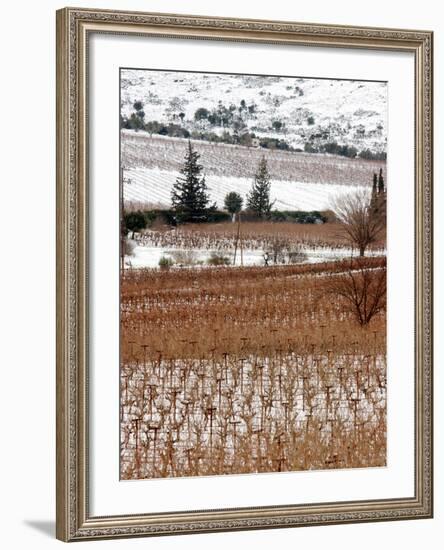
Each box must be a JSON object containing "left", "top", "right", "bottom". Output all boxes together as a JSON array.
[
  {"left": 330, "top": 188, "right": 385, "bottom": 256},
  {"left": 324, "top": 257, "right": 387, "bottom": 326}
]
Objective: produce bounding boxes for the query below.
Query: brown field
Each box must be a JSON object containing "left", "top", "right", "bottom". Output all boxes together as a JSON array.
[
  {"left": 134, "top": 220, "right": 386, "bottom": 253},
  {"left": 120, "top": 257, "right": 387, "bottom": 479}
]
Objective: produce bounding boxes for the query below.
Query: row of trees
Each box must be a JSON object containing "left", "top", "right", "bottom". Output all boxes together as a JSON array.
[
  {"left": 122, "top": 104, "right": 295, "bottom": 152},
  {"left": 303, "top": 141, "right": 387, "bottom": 161},
  {"left": 171, "top": 142, "right": 386, "bottom": 257},
  {"left": 124, "top": 140, "right": 385, "bottom": 261},
  {"left": 171, "top": 141, "right": 386, "bottom": 257},
  {"left": 171, "top": 141, "right": 275, "bottom": 223},
  {"left": 194, "top": 99, "right": 257, "bottom": 128},
  {"left": 123, "top": 101, "right": 386, "bottom": 159}
]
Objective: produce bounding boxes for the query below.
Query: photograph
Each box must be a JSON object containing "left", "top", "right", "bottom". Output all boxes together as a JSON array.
[
  {"left": 54, "top": 6, "right": 433, "bottom": 541},
  {"left": 119, "top": 69, "right": 388, "bottom": 480}
]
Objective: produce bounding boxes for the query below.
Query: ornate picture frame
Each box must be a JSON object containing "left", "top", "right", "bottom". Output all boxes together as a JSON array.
[{"left": 56, "top": 7, "right": 433, "bottom": 542}]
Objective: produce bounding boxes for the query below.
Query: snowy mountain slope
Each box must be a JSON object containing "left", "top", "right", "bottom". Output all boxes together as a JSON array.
[{"left": 121, "top": 69, "right": 387, "bottom": 153}]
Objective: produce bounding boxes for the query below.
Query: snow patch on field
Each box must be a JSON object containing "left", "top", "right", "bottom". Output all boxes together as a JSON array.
[
  {"left": 125, "top": 243, "right": 383, "bottom": 269},
  {"left": 126, "top": 245, "right": 264, "bottom": 269}
]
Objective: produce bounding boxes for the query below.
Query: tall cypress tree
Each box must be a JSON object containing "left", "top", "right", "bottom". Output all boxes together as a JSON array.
[
  {"left": 378, "top": 168, "right": 385, "bottom": 194},
  {"left": 247, "top": 157, "right": 274, "bottom": 218},
  {"left": 377, "top": 168, "right": 387, "bottom": 221},
  {"left": 370, "top": 169, "right": 386, "bottom": 222},
  {"left": 171, "top": 140, "right": 211, "bottom": 223},
  {"left": 370, "top": 172, "right": 378, "bottom": 212}
]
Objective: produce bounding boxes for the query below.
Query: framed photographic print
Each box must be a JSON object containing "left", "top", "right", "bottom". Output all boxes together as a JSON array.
[{"left": 56, "top": 7, "right": 433, "bottom": 542}]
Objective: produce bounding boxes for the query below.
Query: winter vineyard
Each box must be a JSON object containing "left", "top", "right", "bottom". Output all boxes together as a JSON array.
[{"left": 120, "top": 258, "right": 387, "bottom": 479}]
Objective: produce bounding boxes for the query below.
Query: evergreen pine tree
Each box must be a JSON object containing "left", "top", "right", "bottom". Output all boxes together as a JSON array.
[
  {"left": 171, "top": 141, "right": 211, "bottom": 223},
  {"left": 246, "top": 157, "right": 275, "bottom": 218}
]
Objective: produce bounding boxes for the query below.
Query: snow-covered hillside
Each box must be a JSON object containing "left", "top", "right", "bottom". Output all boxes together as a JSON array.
[
  {"left": 121, "top": 69, "right": 387, "bottom": 154},
  {"left": 121, "top": 133, "right": 384, "bottom": 210},
  {"left": 122, "top": 132, "right": 384, "bottom": 185},
  {"left": 124, "top": 167, "right": 368, "bottom": 211}
]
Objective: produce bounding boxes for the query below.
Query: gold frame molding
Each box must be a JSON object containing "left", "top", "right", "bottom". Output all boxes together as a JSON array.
[{"left": 56, "top": 7, "right": 433, "bottom": 542}]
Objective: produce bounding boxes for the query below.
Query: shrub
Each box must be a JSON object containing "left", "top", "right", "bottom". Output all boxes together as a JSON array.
[
  {"left": 205, "top": 210, "right": 232, "bottom": 224},
  {"left": 148, "top": 209, "right": 177, "bottom": 226},
  {"left": 259, "top": 137, "right": 291, "bottom": 151},
  {"left": 145, "top": 120, "right": 162, "bottom": 135},
  {"left": 241, "top": 209, "right": 262, "bottom": 222},
  {"left": 269, "top": 210, "right": 326, "bottom": 224},
  {"left": 269, "top": 210, "right": 287, "bottom": 222},
  {"left": 287, "top": 247, "right": 308, "bottom": 264},
  {"left": 168, "top": 250, "right": 198, "bottom": 266},
  {"left": 265, "top": 237, "right": 289, "bottom": 264},
  {"left": 264, "top": 240, "right": 308, "bottom": 265},
  {"left": 304, "top": 142, "right": 319, "bottom": 153},
  {"left": 158, "top": 256, "right": 174, "bottom": 270},
  {"left": 207, "top": 252, "right": 230, "bottom": 266}
]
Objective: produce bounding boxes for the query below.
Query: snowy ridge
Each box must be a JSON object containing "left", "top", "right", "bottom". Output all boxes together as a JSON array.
[{"left": 121, "top": 69, "right": 387, "bottom": 153}]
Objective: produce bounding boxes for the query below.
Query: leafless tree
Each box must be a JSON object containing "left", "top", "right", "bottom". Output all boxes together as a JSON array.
[
  {"left": 324, "top": 257, "right": 386, "bottom": 326},
  {"left": 331, "top": 188, "right": 385, "bottom": 256}
]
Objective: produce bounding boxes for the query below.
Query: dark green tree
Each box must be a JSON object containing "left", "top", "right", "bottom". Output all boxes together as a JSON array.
[
  {"left": 171, "top": 141, "right": 212, "bottom": 223},
  {"left": 246, "top": 157, "right": 275, "bottom": 218},
  {"left": 127, "top": 101, "right": 145, "bottom": 131},
  {"left": 127, "top": 112, "right": 144, "bottom": 130},
  {"left": 224, "top": 191, "right": 243, "bottom": 221},
  {"left": 145, "top": 120, "right": 161, "bottom": 136},
  {"left": 194, "top": 107, "right": 210, "bottom": 121},
  {"left": 124, "top": 211, "right": 147, "bottom": 237}
]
